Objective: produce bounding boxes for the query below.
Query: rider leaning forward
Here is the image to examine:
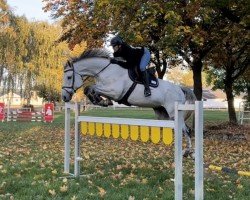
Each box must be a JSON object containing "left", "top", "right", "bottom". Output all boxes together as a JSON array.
[{"left": 110, "top": 36, "right": 151, "bottom": 97}]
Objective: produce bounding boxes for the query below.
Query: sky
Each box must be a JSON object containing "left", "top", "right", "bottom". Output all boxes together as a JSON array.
[{"left": 7, "top": 0, "right": 53, "bottom": 22}]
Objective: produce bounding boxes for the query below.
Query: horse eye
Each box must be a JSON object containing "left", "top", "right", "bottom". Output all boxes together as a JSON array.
[{"left": 67, "top": 76, "right": 72, "bottom": 80}]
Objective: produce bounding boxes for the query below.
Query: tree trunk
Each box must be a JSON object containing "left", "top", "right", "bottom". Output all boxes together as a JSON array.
[
  {"left": 152, "top": 50, "right": 167, "bottom": 79},
  {"left": 192, "top": 59, "right": 203, "bottom": 100},
  {"left": 224, "top": 81, "right": 237, "bottom": 124},
  {"left": 25, "top": 70, "right": 32, "bottom": 106},
  {"left": 246, "top": 84, "right": 250, "bottom": 103},
  {"left": 157, "top": 58, "right": 167, "bottom": 79}
]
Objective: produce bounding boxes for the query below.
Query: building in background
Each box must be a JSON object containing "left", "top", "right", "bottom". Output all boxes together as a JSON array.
[
  {"left": 0, "top": 91, "right": 43, "bottom": 106},
  {"left": 203, "top": 88, "right": 243, "bottom": 110}
]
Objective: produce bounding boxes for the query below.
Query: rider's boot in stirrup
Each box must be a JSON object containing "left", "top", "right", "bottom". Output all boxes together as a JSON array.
[{"left": 142, "top": 71, "right": 151, "bottom": 97}]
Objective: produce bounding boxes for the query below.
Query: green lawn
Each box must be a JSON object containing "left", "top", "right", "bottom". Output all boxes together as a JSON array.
[{"left": 0, "top": 110, "right": 249, "bottom": 200}]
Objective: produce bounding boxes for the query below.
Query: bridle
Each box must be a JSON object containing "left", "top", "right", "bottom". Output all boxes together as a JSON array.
[
  {"left": 62, "top": 60, "right": 81, "bottom": 95},
  {"left": 62, "top": 59, "right": 111, "bottom": 96}
]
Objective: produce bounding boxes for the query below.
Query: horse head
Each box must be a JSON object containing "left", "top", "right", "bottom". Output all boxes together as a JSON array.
[
  {"left": 61, "top": 60, "right": 84, "bottom": 102},
  {"left": 61, "top": 49, "right": 112, "bottom": 102}
]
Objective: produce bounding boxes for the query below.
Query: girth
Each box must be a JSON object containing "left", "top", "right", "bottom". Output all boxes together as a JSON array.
[{"left": 117, "top": 82, "right": 137, "bottom": 106}]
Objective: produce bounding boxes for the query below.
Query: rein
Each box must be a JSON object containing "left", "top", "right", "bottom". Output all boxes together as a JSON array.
[
  {"left": 62, "top": 60, "right": 112, "bottom": 94},
  {"left": 80, "top": 61, "right": 111, "bottom": 87}
]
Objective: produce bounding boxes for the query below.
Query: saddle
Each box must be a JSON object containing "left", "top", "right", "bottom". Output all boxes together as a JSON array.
[
  {"left": 112, "top": 59, "right": 159, "bottom": 106},
  {"left": 110, "top": 58, "right": 159, "bottom": 87},
  {"left": 128, "top": 67, "right": 159, "bottom": 88}
]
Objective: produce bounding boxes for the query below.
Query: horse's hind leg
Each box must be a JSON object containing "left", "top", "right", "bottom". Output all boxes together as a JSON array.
[
  {"left": 183, "top": 123, "right": 195, "bottom": 159},
  {"left": 153, "top": 106, "right": 170, "bottom": 120},
  {"left": 155, "top": 106, "right": 195, "bottom": 158}
]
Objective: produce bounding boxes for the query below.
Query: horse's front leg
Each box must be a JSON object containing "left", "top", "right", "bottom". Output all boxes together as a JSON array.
[
  {"left": 84, "top": 85, "right": 113, "bottom": 107},
  {"left": 84, "top": 86, "right": 100, "bottom": 105}
]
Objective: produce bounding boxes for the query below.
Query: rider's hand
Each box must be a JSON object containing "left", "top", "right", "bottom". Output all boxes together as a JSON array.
[
  {"left": 110, "top": 58, "right": 119, "bottom": 64},
  {"left": 110, "top": 57, "right": 127, "bottom": 64}
]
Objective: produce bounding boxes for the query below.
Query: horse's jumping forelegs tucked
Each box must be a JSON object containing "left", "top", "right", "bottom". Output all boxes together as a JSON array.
[{"left": 84, "top": 86, "right": 113, "bottom": 107}]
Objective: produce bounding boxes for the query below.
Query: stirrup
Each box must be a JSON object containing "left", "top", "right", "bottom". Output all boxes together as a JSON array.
[{"left": 144, "top": 89, "right": 151, "bottom": 97}]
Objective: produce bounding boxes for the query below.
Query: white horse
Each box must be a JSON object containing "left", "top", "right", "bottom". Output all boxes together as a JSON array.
[{"left": 62, "top": 49, "right": 196, "bottom": 156}]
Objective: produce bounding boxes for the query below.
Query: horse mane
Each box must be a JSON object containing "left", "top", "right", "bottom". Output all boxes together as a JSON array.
[{"left": 72, "top": 48, "right": 111, "bottom": 62}]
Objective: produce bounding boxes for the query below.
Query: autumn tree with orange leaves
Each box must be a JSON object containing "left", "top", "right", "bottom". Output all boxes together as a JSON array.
[
  {"left": 43, "top": 0, "right": 249, "bottom": 124},
  {"left": 0, "top": 12, "right": 86, "bottom": 103}
]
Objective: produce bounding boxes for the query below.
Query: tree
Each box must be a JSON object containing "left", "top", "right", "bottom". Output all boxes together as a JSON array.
[
  {"left": 206, "top": 24, "right": 249, "bottom": 123},
  {"left": 204, "top": 0, "right": 250, "bottom": 124},
  {"left": 0, "top": 16, "right": 28, "bottom": 94},
  {"left": 0, "top": 12, "right": 86, "bottom": 103},
  {"left": 43, "top": 0, "right": 249, "bottom": 104},
  {"left": 0, "top": 0, "right": 10, "bottom": 28},
  {"left": 25, "top": 22, "right": 87, "bottom": 102},
  {"left": 0, "top": 0, "right": 11, "bottom": 80},
  {"left": 167, "top": 65, "right": 209, "bottom": 88},
  {"left": 43, "top": 0, "right": 108, "bottom": 49},
  {"left": 43, "top": 0, "right": 181, "bottom": 78},
  {"left": 35, "top": 84, "right": 61, "bottom": 102},
  {"left": 0, "top": 16, "right": 45, "bottom": 104},
  {"left": 42, "top": 0, "right": 222, "bottom": 100}
]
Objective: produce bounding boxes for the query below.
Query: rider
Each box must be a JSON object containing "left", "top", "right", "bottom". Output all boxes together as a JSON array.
[{"left": 110, "top": 35, "right": 151, "bottom": 97}]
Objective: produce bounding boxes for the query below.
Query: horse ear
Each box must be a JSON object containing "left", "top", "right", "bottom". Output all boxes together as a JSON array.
[
  {"left": 68, "top": 57, "right": 75, "bottom": 68},
  {"left": 67, "top": 60, "right": 72, "bottom": 68},
  {"left": 64, "top": 62, "right": 68, "bottom": 70},
  {"left": 67, "top": 60, "right": 71, "bottom": 66}
]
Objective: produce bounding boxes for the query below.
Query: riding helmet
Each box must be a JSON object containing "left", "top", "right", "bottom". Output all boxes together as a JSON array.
[{"left": 110, "top": 36, "right": 123, "bottom": 46}]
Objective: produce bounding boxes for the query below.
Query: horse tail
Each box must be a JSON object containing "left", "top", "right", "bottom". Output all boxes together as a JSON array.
[
  {"left": 181, "top": 86, "right": 197, "bottom": 104},
  {"left": 181, "top": 86, "right": 197, "bottom": 121}
]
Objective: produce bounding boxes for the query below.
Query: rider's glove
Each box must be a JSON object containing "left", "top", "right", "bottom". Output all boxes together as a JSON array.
[
  {"left": 110, "top": 57, "right": 127, "bottom": 64},
  {"left": 110, "top": 58, "right": 119, "bottom": 64}
]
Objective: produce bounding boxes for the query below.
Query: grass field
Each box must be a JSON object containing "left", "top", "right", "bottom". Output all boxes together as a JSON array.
[{"left": 0, "top": 109, "right": 249, "bottom": 200}]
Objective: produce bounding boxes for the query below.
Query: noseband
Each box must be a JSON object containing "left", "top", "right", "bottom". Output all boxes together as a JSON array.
[{"left": 62, "top": 59, "right": 111, "bottom": 95}]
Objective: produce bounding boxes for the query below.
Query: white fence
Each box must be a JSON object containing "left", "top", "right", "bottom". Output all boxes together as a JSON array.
[{"left": 238, "top": 101, "right": 250, "bottom": 124}]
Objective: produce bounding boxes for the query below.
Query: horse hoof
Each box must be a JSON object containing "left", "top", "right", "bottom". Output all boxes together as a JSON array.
[
  {"left": 183, "top": 149, "right": 190, "bottom": 157},
  {"left": 189, "top": 151, "right": 195, "bottom": 160}
]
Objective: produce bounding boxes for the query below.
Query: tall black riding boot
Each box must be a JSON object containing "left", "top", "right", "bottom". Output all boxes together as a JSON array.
[{"left": 142, "top": 71, "right": 151, "bottom": 97}]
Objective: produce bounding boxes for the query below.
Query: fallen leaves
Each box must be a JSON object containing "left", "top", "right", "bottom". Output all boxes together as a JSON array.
[
  {"left": 0, "top": 119, "right": 249, "bottom": 199},
  {"left": 62, "top": 178, "right": 68, "bottom": 183},
  {"left": 48, "top": 189, "right": 56, "bottom": 196},
  {"left": 60, "top": 185, "right": 68, "bottom": 192},
  {"left": 51, "top": 169, "right": 58, "bottom": 175},
  {"left": 0, "top": 169, "right": 7, "bottom": 174},
  {"left": 128, "top": 196, "right": 135, "bottom": 200},
  {"left": 97, "top": 186, "right": 106, "bottom": 197},
  {"left": 71, "top": 195, "right": 77, "bottom": 200}
]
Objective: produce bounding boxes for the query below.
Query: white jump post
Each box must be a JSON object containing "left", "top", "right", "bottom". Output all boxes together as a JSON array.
[
  {"left": 174, "top": 101, "right": 203, "bottom": 200},
  {"left": 64, "top": 103, "right": 74, "bottom": 174},
  {"left": 64, "top": 101, "right": 203, "bottom": 199},
  {"left": 195, "top": 101, "right": 203, "bottom": 200},
  {"left": 64, "top": 103, "right": 82, "bottom": 177},
  {"left": 74, "top": 103, "right": 81, "bottom": 177}
]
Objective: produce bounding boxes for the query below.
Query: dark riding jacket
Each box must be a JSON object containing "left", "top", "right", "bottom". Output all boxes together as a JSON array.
[{"left": 113, "top": 43, "right": 144, "bottom": 69}]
